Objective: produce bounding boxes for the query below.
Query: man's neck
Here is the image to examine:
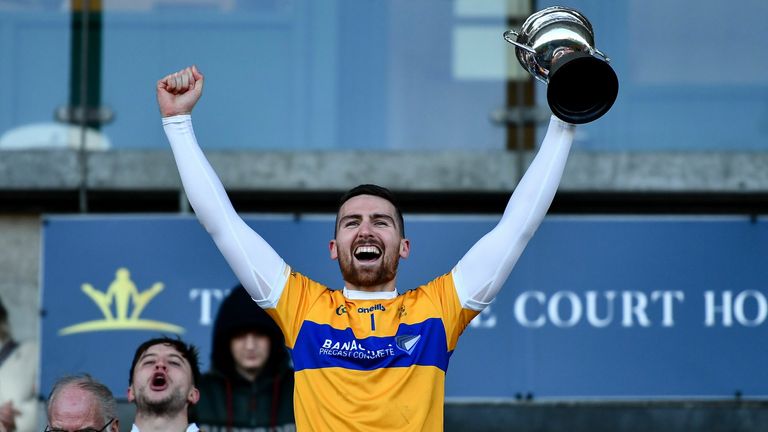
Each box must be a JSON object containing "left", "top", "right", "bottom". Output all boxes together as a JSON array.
[
  {"left": 343, "top": 286, "right": 399, "bottom": 301},
  {"left": 344, "top": 280, "right": 397, "bottom": 293},
  {"left": 133, "top": 410, "right": 190, "bottom": 432}
]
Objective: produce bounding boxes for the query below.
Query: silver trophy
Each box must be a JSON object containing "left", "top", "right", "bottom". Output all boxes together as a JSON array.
[{"left": 504, "top": 6, "right": 618, "bottom": 124}]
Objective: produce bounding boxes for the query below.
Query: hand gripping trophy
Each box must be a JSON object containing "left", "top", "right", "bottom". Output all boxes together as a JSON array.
[{"left": 504, "top": 6, "right": 619, "bottom": 124}]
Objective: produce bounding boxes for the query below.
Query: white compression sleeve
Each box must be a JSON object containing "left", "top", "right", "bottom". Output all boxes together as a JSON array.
[
  {"left": 453, "top": 115, "right": 575, "bottom": 311},
  {"left": 163, "top": 115, "right": 288, "bottom": 308}
]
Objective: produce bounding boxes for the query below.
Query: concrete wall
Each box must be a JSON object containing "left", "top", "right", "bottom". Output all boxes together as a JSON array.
[
  {"left": 4, "top": 149, "right": 768, "bottom": 193},
  {"left": 0, "top": 215, "right": 40, "bottom": 343}
]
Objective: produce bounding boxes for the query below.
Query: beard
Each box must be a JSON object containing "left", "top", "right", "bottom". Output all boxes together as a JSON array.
[
  {"left": 338, "top": 250, "right": 399, "bottom": 288},
  {"left": 134, "top": 386, "right": 187, "bottom": 417}
]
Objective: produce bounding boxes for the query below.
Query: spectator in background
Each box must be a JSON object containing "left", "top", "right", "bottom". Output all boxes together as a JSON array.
[
  {"left": 45, "top": 374, "right": 119, "bottom": 432},
  {"left": 191, "top": 285, "right": 295, "bottom": 432},
  {"left": 128, "top": 337, "right": 201, "bottom": 432},
  {"left": 0, "top": 296, "right": 38, "bottom": 432}
]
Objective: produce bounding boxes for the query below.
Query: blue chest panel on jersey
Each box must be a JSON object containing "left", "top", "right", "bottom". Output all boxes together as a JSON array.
[{"left": 290, "top": 318, "right": 451, "bottom": 372}]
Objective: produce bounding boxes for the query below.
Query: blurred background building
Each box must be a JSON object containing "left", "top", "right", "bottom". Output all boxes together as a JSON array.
[{"left": 1, "top": 0, "right": 767, "bottom": 431}]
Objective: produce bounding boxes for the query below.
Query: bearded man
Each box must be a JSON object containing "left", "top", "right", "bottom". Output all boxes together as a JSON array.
[
  {"left": 128, "top": 337, "right": 201, "bottom": 432},
  {"left": 158, "top": 65, "right": 574, "bottom": 431}
]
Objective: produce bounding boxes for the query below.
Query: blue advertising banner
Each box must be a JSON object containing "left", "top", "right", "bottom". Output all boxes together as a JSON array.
[{"left": 41, "top": 215, "right": 768, "bottom": 400}]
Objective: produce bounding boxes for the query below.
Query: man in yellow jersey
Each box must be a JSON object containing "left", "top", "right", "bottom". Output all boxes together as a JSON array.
[{"left": 158, "top": 66, "right": 575, "bottom": 431}]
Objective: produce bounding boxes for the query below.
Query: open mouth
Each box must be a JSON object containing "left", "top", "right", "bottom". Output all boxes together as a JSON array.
[
  {"left": 150, "top": 372, "right": 168, "bottom": 391},
  {"left": 354, "top": 245, "right": 382, "bottom": 262}
]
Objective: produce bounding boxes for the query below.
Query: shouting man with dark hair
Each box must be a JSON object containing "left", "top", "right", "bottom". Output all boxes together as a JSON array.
[{"left": 128, "top": 337, "right": 201, "bottom": 432}]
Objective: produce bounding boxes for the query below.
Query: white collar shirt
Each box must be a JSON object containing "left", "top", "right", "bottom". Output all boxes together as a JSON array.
[{"left": 130, "top": 424, "right": 199, "bottom": 432}]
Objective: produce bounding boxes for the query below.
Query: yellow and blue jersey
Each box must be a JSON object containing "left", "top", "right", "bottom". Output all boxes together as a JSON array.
[{"left": 266, "top": 269, "right": 479, "bottom": 431}]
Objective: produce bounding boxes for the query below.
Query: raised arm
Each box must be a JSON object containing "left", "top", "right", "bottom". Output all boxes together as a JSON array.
[
  {"left": 158, "top": 66, "right": 288, "bottom": 308},
  {"left": 453, "top": 116, "right": 575, "bottom": 311}
]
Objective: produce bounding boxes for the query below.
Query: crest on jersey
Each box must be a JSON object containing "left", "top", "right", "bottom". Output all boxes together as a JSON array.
[{"left": 395, "top": 334, "right": 421, "bottom": 355}]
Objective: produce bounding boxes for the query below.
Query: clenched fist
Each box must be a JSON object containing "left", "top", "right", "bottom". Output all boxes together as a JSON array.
[{"left": 157, "top": 65, "right": 204, "bottom": 117}]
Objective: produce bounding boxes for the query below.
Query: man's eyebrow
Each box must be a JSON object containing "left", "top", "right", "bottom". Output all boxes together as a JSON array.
[
  {"left": 139, "top": 352, "right": 157, "bottom": 361},
  {"left": 339, "top": 213, "right": 395, "bottom": 223},
  {"left": 139, "top": 351, "right": 186, "bottom": 364},
  {"left": 167, "top": 353, "right": 186, "bottom": 363},
  {"left": 338, "top": 214, "right": 362, "bottom": 224},
  {"left": 371, "top": 213, "right": 395, "bottom": 222}
]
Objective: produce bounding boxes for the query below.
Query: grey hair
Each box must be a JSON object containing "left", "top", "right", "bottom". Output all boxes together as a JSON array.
[{"left": 47, "top": 374, "right": 117, "bottom": 424}]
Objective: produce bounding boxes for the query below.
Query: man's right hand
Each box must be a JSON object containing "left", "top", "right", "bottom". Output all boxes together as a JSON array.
[{"left": 157, "top": 65, "right": 204, "bottom": 118}]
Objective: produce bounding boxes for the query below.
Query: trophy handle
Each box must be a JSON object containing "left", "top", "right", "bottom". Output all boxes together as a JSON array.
[{"left": 503, "top": 30, "right": 536, "bottom": 54}]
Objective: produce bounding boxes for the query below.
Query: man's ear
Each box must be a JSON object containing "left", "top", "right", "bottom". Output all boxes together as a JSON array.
[
  {"left": 127, "top": 386, "right": 135, "bottom": 402},
  {"left": 329, "top": 239, "right": 338, "bottom": 260},
  {"left": 110, "top": 419, "right": 120, "bottom": 432},
  {"left": 399, "top": 238, "right": 410, "bottom": 259},
  {"left": 188, "top": 387, "right": 200, "bottom": 405}
]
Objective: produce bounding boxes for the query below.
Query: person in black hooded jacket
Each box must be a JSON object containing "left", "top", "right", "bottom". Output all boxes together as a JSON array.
[{"left": 191, "top": 285, "right": 295, "bottom": 432}]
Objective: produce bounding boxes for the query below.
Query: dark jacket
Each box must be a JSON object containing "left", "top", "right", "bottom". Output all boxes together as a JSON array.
[{"left": 191, "top": 285, "right": 295, "bottom": 432}]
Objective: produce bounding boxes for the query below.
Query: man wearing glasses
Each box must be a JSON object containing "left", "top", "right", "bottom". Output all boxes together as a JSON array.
[
  {"left": 127, "top": 337, "right": 201, "bottom": 432},
  {"left": 44, "top": 374, "right": 118, "bottom": 432}
]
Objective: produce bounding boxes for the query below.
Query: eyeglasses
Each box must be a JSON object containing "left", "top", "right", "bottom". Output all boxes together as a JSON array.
[{"left": 44, "top": 418, "right": 115, "bottom": 432}]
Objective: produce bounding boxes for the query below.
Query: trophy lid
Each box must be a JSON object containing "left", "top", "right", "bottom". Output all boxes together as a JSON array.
[{"left": 512, "top": 6, "right": 598, "bottom": 82}]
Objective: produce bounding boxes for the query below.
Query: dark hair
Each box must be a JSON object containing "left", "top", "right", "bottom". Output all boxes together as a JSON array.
[
  {"left": 129, "top": 336, "right": 201, "bottom": 387},
  {"left": 47, "top": 374, "right": 117, "bottom": 424},
  {"left": 335, "top": 184, "right": 405, "bottom": 236}
]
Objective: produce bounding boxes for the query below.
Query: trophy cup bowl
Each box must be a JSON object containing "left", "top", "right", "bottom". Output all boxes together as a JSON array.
[{"left": 504, "top": 6, "right": 618, "bottom": 124}]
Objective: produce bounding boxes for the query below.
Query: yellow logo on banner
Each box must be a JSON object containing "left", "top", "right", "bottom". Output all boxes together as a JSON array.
[{"left": 59, "top": 268, "right": 185, "bottom": 335}]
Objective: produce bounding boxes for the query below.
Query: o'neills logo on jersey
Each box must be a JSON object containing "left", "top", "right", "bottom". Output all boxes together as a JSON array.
[
  {"left": 319, "top": 338, "right": 395, "bottom": 360},
  {"left": 357, "top": 304, "right": 385, "bottom": 313}
]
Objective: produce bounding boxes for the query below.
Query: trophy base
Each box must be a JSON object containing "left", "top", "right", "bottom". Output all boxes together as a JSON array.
[{"left": 547, "top": 52, "right": 619, "bottom": 124}]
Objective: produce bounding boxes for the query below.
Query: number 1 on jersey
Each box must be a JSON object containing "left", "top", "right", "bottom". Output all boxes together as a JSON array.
[{"left": 370, "top": 314, "right": 376, "bottom": 331}]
